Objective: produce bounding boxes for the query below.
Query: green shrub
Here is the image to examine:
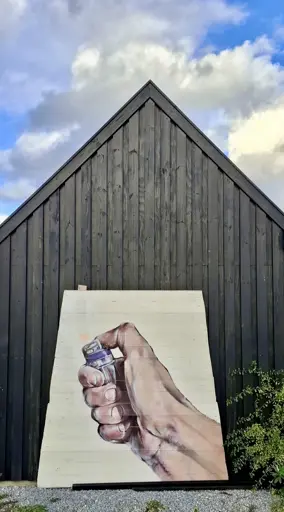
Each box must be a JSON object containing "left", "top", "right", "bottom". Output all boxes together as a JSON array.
[{"left": 226, "top": 361, "right": 284, "bottom": 488}]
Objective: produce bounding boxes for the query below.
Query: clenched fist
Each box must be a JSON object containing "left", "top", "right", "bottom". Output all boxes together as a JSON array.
[{"left": 78, "top": 322, "right": 228, "bottom": 481}]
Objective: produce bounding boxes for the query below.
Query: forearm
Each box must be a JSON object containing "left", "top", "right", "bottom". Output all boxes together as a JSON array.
[{"left": 152, "top": 398, "right": 229, "bottom": 481}]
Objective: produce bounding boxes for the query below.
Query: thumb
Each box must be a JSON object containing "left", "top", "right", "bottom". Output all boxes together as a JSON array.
[{"left": 97, "top": 322, "right": 151, "bottom": 357}]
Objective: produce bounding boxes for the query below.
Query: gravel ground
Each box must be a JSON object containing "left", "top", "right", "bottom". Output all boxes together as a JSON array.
[{"left": 0, "top": 487, "right": 274, "bottom": 512}]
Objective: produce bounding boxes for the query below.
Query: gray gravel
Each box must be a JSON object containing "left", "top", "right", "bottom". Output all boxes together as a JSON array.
[{"left": 0, "top": 487, "right": 274, "bottom": 512}]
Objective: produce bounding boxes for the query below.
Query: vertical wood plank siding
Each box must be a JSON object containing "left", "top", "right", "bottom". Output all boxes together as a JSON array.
[{"left": 0, "top": 99, "right": 283, "bottom": 480}]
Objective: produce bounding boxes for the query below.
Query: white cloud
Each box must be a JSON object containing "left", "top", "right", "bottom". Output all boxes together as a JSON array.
[
  {"left": 0, "top": 214, "right": 7, "bottom": 225},
  {"left": 0, "top": 178, "right": 36, "bottom": 201},
  {"left": 1, "top": 0, "right": 284, "bottom": 214}
]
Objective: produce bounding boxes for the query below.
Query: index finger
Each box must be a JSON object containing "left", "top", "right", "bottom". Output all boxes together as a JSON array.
[
  {"left": 97, "top": 322, "right": 151, "bottom": 357},
  {"left": 78, "top": 365, "right": 105, "bottom": 388}
]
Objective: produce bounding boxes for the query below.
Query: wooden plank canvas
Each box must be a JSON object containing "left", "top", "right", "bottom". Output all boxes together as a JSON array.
[{"left": 37, "top": 290, "right": 228, "bottom": 487}]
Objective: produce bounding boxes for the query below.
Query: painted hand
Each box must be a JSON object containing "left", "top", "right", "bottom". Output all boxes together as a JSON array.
[{"left": 78, "top": 322, "right": 228, "bottom": 481}]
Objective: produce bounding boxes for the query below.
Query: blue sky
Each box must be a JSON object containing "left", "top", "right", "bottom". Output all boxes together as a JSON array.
[{"left": 1, "top": 0, "right": 284, "bottom": 223}]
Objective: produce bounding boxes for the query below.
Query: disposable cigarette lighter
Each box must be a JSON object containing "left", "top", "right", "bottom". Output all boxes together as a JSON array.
[{"left": 82, "top": 337, "right": 116, "bottom": 384}]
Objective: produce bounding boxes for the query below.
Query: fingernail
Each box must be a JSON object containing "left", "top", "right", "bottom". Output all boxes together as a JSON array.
[
  {"left": 105, "top": 388, "right": 116, "bottom": 402},
  {"left": 112, "top": 405, "right": 123, "bottom": 421},
  {"left": 118, "top": 423, "right": 125, "bottom": 433}
]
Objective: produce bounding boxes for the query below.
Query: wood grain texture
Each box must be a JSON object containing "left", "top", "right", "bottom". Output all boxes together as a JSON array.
[
  {"left": 272, "top": 224, "right": 284, "bottom": 368},
  {"left": 256, "top": 208, "right": 268, "bottom": 369},
  {"left": 108, "top": 129, "right": 123, "bottom": 289},
  {"left": 59, "top": 175, "right": 75, "bottom": 301},
  {"left": 208, "top": 159, "right": 220, "bottom": 399},
  {"left": 154, "top": 106, "right": 161, "bottom": 289},
  {"left": 176, "top": 128, "right": 187, "bottom": 290},
  {"left": 125, "top": 114, "right": 139, "bottom": 290},
  {"left": 91, "top": 143, "right": 107, "bottom": 290},
  {"left": 0, "top": 236, "right": 10, "bottom": 479},
  {"left": 80, "top": 160, "right": 92, "bottom": 289},
  {"left": 144, "top": 100, "right": 155, "bottom": 289},
  {"left": 41, "top": 192, "right": 60, "bottom": 437},
  {"left": 24, "top": 207, "right": 43, "bottom": 479},
  {"left": 7, "top": 222, "right": 27, "bottom": 480},
  {"left": 160, "top": 112, "right": 171, "bottom": 290},
  {"left": 170, "top": 122, "right": 177, "bottom": 289},
  {"left": 192, "top": 143, "right": 203, "bottom": 290}
]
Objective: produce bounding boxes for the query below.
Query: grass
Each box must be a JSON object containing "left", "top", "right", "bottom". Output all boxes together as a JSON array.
[{"left": 0, "top": 494, "right": 47, "bottom": 512}]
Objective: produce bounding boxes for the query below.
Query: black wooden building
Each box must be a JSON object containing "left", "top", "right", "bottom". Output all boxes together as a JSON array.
[{"left": 0, "top": 80, "right": 284, "bottom": 482}]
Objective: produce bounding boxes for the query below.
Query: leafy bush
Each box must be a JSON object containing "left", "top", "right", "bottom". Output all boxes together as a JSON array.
[{"left": 226, "top": 361, "right": 284, "bottom": 488}]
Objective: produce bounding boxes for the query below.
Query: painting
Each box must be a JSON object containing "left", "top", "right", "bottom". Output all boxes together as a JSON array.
[{"left": 38, "top": 291, "right": 228, "bottom": 487}]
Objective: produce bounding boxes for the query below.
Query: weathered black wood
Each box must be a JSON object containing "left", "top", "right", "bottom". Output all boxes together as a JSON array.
[
  {"left": 170, "top": 122, "right": 177, "bottom": 289},
  {"left": 41, "top": 192, "right": 60, "bottom": 437},
  {"left": 148, "top": 81, "right": 284, "bottom": 231},
  {"left": 81, "top": 160, "right": 92, "bottom": 288},
  {"left": 0, "top": 82, "right": 152, "bottom": 244},
  {"left": 218, "top": 171, "right": 225, "bottom": 422},
  {"left": 91, "top": 143, "right": 107, "bottom": 290},
  {"left": 186, "top": 138, "right": 193, "bottom": 289},
  {"left": 24, "top": 207, "right": 43, "bottom": 479},
  {"left": 154, "top": 106, "right": 161, "bottom": 289},
  {"left": 239, "top": 192, "right": 255, "bottom": 416},
  {"left": 233, "top": 187, "right": 243, "bottom": 421},
  {"left": 208, "top": 159, "right": 220, "bottom": 397},
  {"left": 272, "top": 224, "right": 284, "bottom": 368},
  {"left": 75, "top": 170, "right": 82, "bottom": 286},
  {"left": 192, "top": 143, "right": 203, "bottom": 290},
  {"left": 0, "top": 236, "right": 10, "bottom": 479},
  {"left": 160, "top": 112, "right": 171, "bottom": 290},
  {"left": 138, "top": 107, "right": 146, "bottom": 289},
  {"left": 202, "top": 154, "right": 208, "bottom": 309},
  {"left": 60, "top": 175, "right": 75, "bottom": 297},
  {"left": 256, "top": 208, "right": 269, "bottom": 369},
  {"left": 266, "top": 218, "right": 274, "bottom": 368},
  {"left": 176, "top": 128, "right": 187, "bottom": 290},
  {"left": 108, "top": 129, "right": 123, "bottom": 289},
  {"left": 125, "top": 113, "right": 139, "bottom": 290},
  {"left": 7, "top": 222, "right": 27, "bottom": 480},
  {"left": 223, "top": 176, "right": 235, "bottom": 431},
  {"left": 144, "top": 100, "right": 155, "bottom": 289}
]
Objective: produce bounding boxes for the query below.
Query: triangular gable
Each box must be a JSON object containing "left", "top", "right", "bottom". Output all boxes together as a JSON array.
[{"left": 1, "top": 80, "right": 284, "bottom": 243}]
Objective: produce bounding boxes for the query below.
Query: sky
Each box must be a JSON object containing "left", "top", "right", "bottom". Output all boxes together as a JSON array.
[{"left": 1, "top": 0, "right": 284, "bottom": 225}]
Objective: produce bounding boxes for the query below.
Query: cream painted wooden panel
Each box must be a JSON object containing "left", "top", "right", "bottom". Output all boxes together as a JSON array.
[{"left": 37, "top": 290, "right": 225, "bottom": 487}]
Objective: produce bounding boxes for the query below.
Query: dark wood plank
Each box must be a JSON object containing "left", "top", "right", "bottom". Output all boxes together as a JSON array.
[
  {"left": 7, "top": 222, "right": 27, "bottom": 480},
  {"left": 81, "top": 160, "right": 92, "bottom": 288},
  {"left": 75, "top": 170, "right": 82, "bottom": 286},
  {"left": 272, "top": 223, "right": 284, "bottom": 369},
  {"left": 125, "top": 113, "right": 139, "bottom": 290},
  {"left": 217, "top": 171, "right": 225, "bottom": 421},
  {"left": 59, "top": 178, "right": 76, "bottom": 301},
  {"left": 91, "top": 143, "right": 107, "bottom": 290},
  {"left": 239, "top": 192, "right": 254, "bottom": 416},
  {"left": 176, "top": 128, "right": 187, "bottom": 290},
  {"left": 0, "top": 236, "right": 10, "bottom": 479},
  {"left": 41, "top": 191, "right": 60, "bottom": 437},
  {"left": 170, "top": 122, "right": 177, "bottom": 290},
  {"left": 108, "top": 129, "right": 123, "bottom": 289},
  {"left": 144, "top": 100, "right": 155, "bottom": 290},
  {"left": 186, "top": 138, "right": 193, "bottom": 289},
  {"left": 256, "top": 208, "right": 269, "bottom": 370},
  {"left": 192, "top": 143, "right": 203, "bottom": 289},
  {"left": 24, "top": 207, "right": 43, "bottom": 479},
  {"left": 223, "top": 176, "right": 235, "bottom": 431},
  {"left": 154, "top": 106, "right": 161, "bottom": 289},
  {"left": 202, "top": 154, "right": 209, "bottom": 310},
  {"left": 0, "top": 83, "right": 152, "bottom": 244},
  {"left": 233, "top": 187, "right": 243, "bottom": 422},
  {"left": 266, "top": 218, "right": 274, "bottom": 368},
  {"left": 148, "top": 82, "right": 284, "bottom": 231},
  {"left": 207, "top": 159, "right": 220, "bottom": 395},
  {"left": 138, "top": 106, "right": 146, "bottom": 289},
  {"left": 160, "top": 111, "right": 171, "bottom": 290},
  {"left": 250, "top": 204, "right": 257, "bottom": 367}
]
